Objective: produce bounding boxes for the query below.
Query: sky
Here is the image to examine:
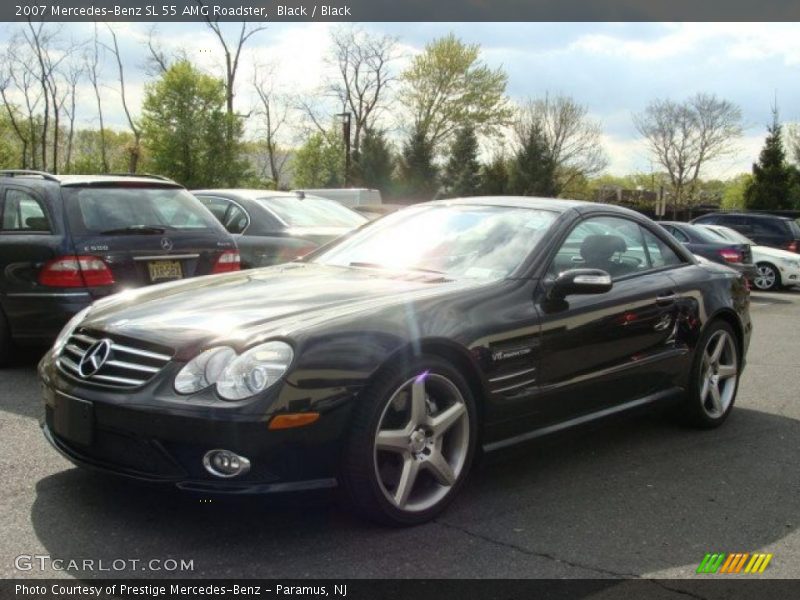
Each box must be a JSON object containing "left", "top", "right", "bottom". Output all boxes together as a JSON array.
[{"left": 2, "top": 21, "right": 799, "bottom": 179}]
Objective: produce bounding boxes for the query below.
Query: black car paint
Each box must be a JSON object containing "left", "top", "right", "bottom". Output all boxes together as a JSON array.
[
  {"left": 0, "top": 175, "right": 236, "bottom": 344},
  {"left": 192, "top": 190, "right": 365, "bottom": 269},
  {"left": 38, "top": 198, "right": 752, "bottom": 493}
]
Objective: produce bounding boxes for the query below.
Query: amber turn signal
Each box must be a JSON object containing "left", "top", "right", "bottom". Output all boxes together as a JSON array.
[{"left": 268, "top": 412, "right": 320, "bottom": 430}]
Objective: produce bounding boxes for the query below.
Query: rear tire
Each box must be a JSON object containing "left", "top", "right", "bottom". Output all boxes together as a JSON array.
[
  {"left": 341, "top": 355, "right": 477, "bottom": 526},
  {"left": 681, "top": 320, "right": 741, "bottom": 429},
  {"left": 754, "top": 262, "right": 781, "bottom": 291}
]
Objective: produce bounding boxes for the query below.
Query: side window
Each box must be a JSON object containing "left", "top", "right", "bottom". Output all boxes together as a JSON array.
[
  {"left": 641, "top": 227, "right": 683, "bottom": 268},
  {"left": 222, "top": 204, "right": 248, "bottom": 234},
  {"left": 1, "top": 189, "right": 50, "bottom": 232},
  {"left": 197, "top": 196, "right": 230, "bottom": 223},
  {"left": 663, "top": 225, "right": 689, "bottom": 243},
  {"left": 751, "top": 219, "right": 784, "bottom": 236},
  {"left": 549, "top": 216, "right": 651, "bottom": 279}
]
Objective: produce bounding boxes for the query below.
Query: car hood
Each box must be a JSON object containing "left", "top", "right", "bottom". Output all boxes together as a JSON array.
[{"left": 82, "top": 262, "right": 479, "bottom": 354}]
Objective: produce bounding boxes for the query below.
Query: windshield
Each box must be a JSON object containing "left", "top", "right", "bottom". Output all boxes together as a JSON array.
[
  {"left": 682, "top": 223, "right": 730, "bottom": 244},
  {"left": 65, "top": 186, "right": 219, "bottom": 235},
  {"left": 314, "top": 204, "right": 557, "bottom": 280},
  {"left": 258, "top": 196, "right": 367, "bottom": 228}
]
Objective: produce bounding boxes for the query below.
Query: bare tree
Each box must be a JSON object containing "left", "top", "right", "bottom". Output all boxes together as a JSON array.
[
  {"left": 252, "top": 66, "right": 290, "bottom": 188},
  {"left": 62, "top": 62, "right": 83, "bottom": 172},
  {"left": 2, "top": 35, "right": 45, "bottom": 168},
  {"left": 0, "top": 46, "right": 35, "bottom": 168},
  {"left": 198, "top": 7, "right": 265, "bottom": 118},
  {"left": 23, "top": 22, "right": 57, "bottom": 170},
  {"left": 327, "top": 27, "right": 398, "bottom": 157},
  {"left": 145, "top": 26, "right": 172, "bottom": 75},
  {"left": 86, "top": 25, "right": 108, "bottom": 172},
  {"left": 105, "top": 25, "right": 141, "bottom": 173},
  {"left": 515, "top": 94, "right": 608, "bottom": 196},
  {"left": 634, "top": 93, "right": 742, "bottom": 216}
]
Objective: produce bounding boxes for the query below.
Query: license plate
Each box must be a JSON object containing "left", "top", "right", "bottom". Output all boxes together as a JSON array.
[
  {"left": 148, "top": 260, "right": 182, "bottom": 282},
  {"left": 53, "top": 395, "right": 94, "bottom": 446}
]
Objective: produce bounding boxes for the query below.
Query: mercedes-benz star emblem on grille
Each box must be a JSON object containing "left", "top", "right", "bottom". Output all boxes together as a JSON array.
[
  {"left": 77, "top": 339, "right": 113, "bottom": 378},
  {"left": 160, "top": 237, "right": 173, "bottom": 251}
]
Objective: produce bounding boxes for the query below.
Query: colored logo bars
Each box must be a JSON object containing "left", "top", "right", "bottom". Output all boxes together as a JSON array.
[{"left": 697, "top": 552, "right": 773, "bottom": 574}]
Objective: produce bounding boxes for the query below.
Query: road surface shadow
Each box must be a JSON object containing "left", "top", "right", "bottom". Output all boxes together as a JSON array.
[{"left": 28, "top": 407, "right": 799, "bottom": 579}]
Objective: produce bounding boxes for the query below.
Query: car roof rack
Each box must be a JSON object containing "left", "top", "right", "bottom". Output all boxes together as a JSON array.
[
  {"left": 105, "top": 172, "right": 175, "bottom": 182},
  {"left": 0, "top": 169, "right": 60, "bottom": 182}
]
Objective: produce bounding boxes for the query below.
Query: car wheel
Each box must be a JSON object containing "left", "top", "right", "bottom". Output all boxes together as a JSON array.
[
  {"left": 753, "top": 262, "right": 781, "bottom": 291},
  {"left": 682, "top": 321, "right": 740, "bottom": 428},
  {"left": 341, "top": 356, "right": 477, "bottom": 526}
]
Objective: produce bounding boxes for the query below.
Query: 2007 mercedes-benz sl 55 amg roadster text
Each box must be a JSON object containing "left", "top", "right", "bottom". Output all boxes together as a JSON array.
[{"left": 38, "top": 197, "right": 751, "bottom": 525}]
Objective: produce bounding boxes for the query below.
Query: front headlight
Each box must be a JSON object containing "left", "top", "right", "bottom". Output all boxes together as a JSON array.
[
  {"left": 216, "top": 341, "right": 294, "bottom": 401},
  {"left": 174, "top": 346, "right": 236, "bottom": 394},
  {"left": 53, "top": 306, "right": 91, "bottom": 355}
]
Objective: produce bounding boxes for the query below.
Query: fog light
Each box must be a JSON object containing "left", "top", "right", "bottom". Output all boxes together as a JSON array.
[{"left": 202, "top": 449, "right": 251, "bottom": 478}]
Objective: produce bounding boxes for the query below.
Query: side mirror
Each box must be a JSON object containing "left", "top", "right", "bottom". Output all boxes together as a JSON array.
[{"left": 548, "top": 268, "right": 613, "bottom": 300}]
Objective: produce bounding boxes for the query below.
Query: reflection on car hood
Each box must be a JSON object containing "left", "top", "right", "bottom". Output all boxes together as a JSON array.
[
  {"left": 83, "top": 263, "right": 478, "bottom": 352},
  {"left": 285, "top": 226, "right": 354, "bottom": 246},
  {"left": 752, "top": 245, "right": 800, "bottom": 263}
]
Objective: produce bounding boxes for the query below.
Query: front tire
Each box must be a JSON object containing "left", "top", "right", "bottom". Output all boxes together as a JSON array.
[
  {"left": 681, "top": 321, "right": 741, "bottom": 428},
  {"left": 753, "top": 262, "right": 781, "bottom": 291},
  {"left": 341, "top": 356, "right": 477, "bottom": 526}
]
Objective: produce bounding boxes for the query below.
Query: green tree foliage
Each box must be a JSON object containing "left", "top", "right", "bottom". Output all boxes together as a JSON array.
[
  {"left": 397, "top": 124, "right": 439, "bottom": 201},
  {"left": 352, "top": 129, "right": 395, "bottom": 193},
  {"left": 140, "top": 60, "right": 246, "bottom": 188},
  {"left": 442, "top": 125, "right": 481, "bottom": 197},
  {"left": 480, "top": 155, "right": 510, "bottom": 196},
  {"left": 401, "top": 34, "right": 512, "bottom": 151},
  {"left": 292, "top": 132, "right": 344, "bottom": 188},
  {"left": 721, "top": 173, "right": 752, "bottom": 209},
  {"left": 508, "top": 123, "right": 557, "bottom": 197},
  {"left": 745, "top": 110, "right": 794, "bottom": 210}
]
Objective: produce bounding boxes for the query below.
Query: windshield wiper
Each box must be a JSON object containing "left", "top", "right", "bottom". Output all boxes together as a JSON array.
[
  {"left": 99, "top": 225, "right": 174, "bottom": 235},
  {"left": 348, "top": 261, "right": 446, "bottom": 275}
]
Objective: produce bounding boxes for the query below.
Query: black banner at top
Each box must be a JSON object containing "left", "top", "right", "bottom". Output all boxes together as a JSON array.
[{"left": 4, "top": 0, "right": 800, "bottom": 22}]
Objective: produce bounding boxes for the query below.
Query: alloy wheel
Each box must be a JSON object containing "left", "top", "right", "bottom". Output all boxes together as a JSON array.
[
  {"left": 373, "top": 371, "right": 470, "bottom": 512},
  {"left": 699, "top": 330, "right": 738, "bottom": 419},
  {"left": 754, "top": 264, "right": 777, "bottom": 290}
]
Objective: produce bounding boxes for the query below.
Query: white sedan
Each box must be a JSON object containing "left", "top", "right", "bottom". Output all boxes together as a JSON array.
[{"left": 698, "top": 224, "right": 800, "bottom": 291}]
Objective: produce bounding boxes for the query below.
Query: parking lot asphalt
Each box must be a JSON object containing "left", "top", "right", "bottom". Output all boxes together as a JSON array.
[{"left": 1, "top": 289, "right": 799, "bottom": 585}]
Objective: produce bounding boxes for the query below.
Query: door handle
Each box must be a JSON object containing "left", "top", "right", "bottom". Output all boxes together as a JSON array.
[{"left": 656, "top": 293, "right": 678, "bottom": 306}]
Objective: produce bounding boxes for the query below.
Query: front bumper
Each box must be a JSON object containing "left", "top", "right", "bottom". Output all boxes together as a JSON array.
[{"left": 41, "top": 386, "right": 347, "bottom": 494}]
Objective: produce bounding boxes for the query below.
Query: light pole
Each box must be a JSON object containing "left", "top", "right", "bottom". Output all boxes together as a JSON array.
[{"left": 336, "top": 112, "right": 351, "bottom": 187}]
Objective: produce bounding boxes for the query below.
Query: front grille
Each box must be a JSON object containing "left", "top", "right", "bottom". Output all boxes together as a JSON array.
[{"left": 57, "top": 329, "right": 173, "bottom": 389}]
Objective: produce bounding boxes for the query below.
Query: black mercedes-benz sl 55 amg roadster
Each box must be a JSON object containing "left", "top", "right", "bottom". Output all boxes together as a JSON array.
[{"left": 39, "top": 197, "right": 751, "bottom": 525}]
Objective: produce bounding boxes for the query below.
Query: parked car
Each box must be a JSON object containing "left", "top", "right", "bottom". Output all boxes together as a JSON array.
[
  {"left": 0, "top": 170, "right": 238, "bottom": 364},
  {"left": 691, "top": 212, "right": 800, "bottom": 254},
  {"left": 659, "top": 221, "right": 756, "bottom": 282},
  {"left": 352, "top": 203, "right": 405, "bottom": 220},
  {"left": 294, "top": 187, "right": 382, "bottom": 208},
  {"left": 192, "top": 189, "right": 367, "bottom": 269},
  {"left": 39, "top": 197, "right": 750, "bottom": 525},
  {"left": 696, "top": 223, "right": 800, "bottom": 291}
]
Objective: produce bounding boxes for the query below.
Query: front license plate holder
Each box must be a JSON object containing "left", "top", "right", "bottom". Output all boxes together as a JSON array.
[
  {"left": 148, "top": 260, "right": 182, "bottom": 282},
  {"left": 53, "top": 395, "right": 94, "bottom": 446}
]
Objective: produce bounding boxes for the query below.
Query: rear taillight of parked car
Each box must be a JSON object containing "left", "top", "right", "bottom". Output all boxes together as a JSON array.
[
  {"left": 784, "top": 241, "right": 798, "bottom": 253},
  {"left": 211, "top": 250, "right": 241, "bottom": 274},
  {"left": 38, "top": 255, "right": 115, "bottom": 287},
  {"left": 718, "top": 249, "right": 742, "bottom": 263}
]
